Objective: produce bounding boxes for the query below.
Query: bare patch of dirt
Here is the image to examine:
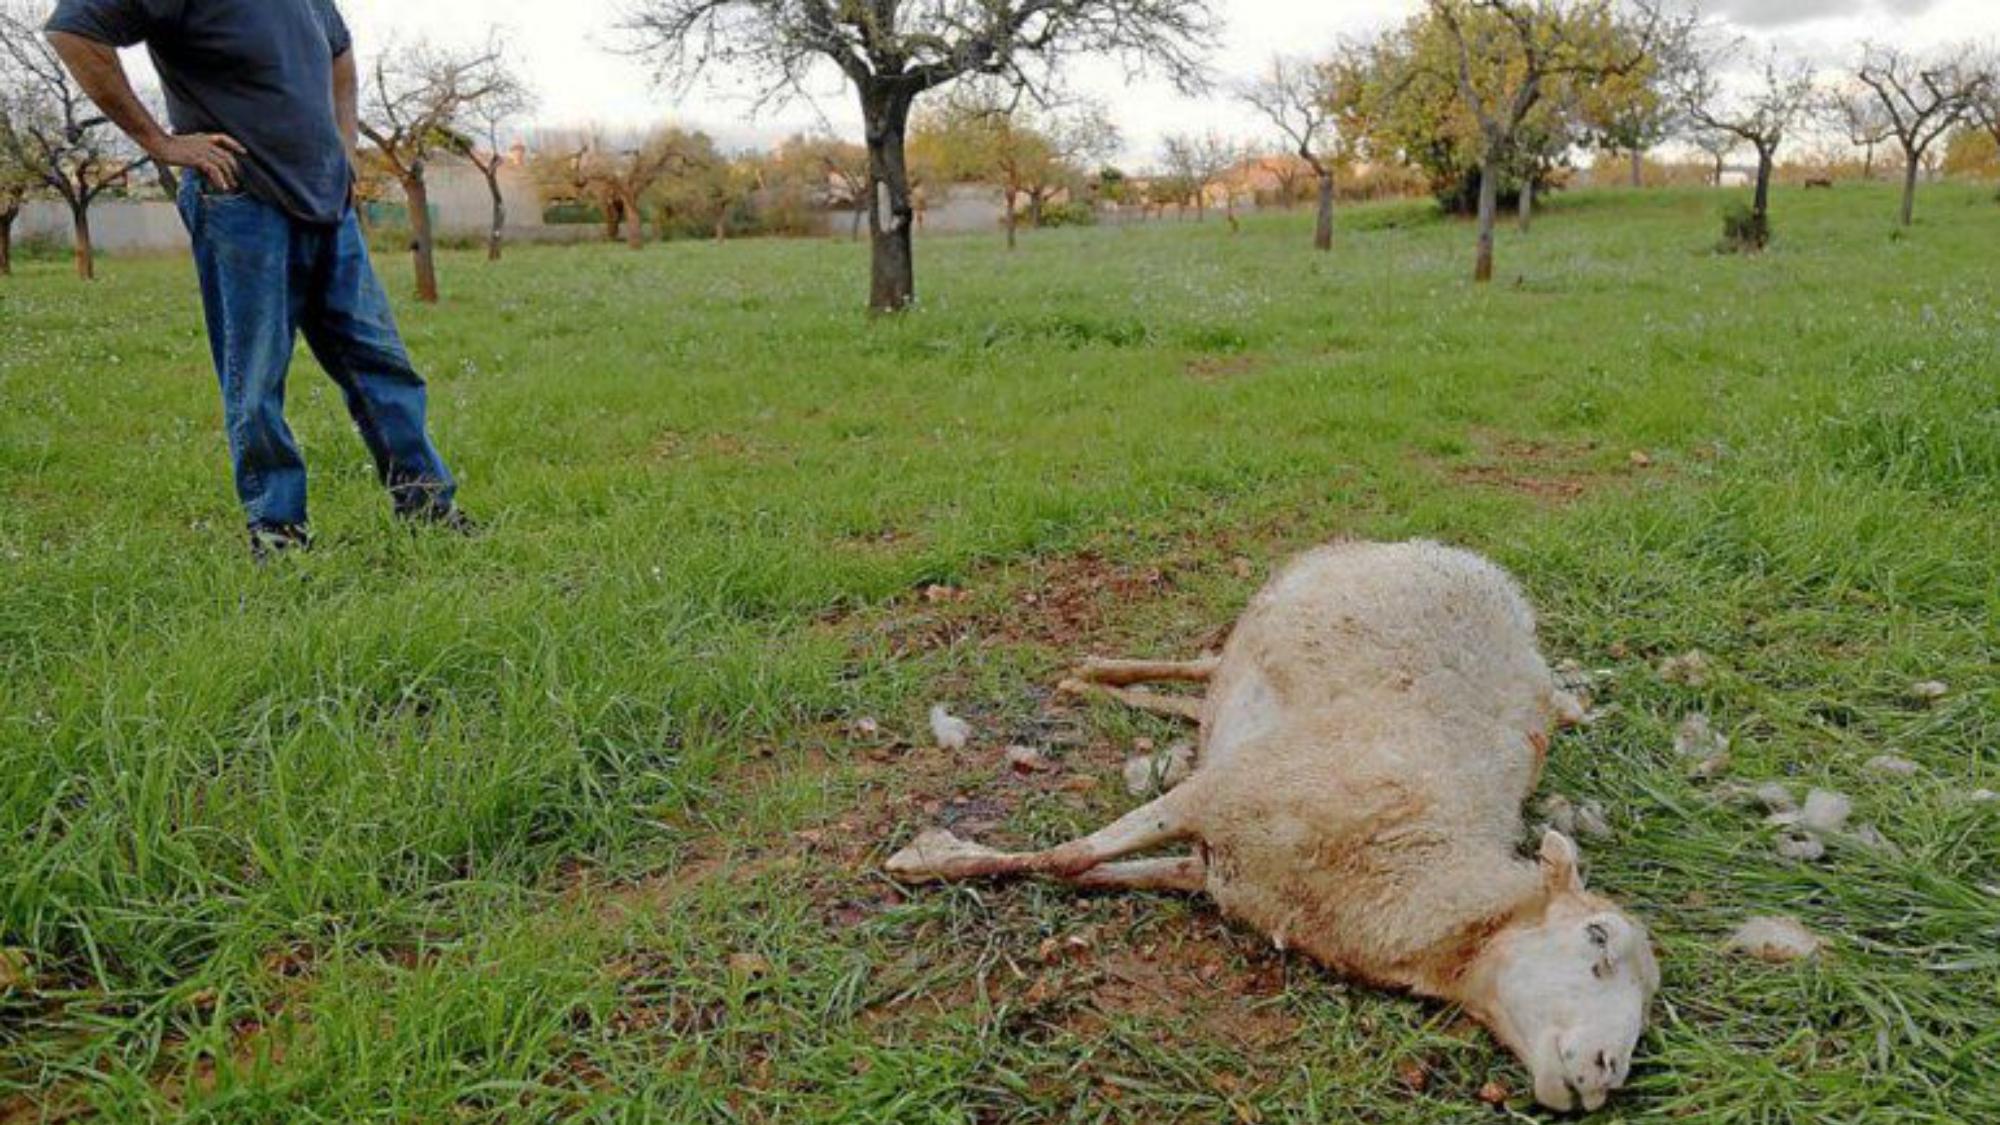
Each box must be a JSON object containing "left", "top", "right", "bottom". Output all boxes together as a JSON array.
[
  {"left": 1422, "top": 430, "right": 1626, "bottom": 506},
  {"left": 648, "top": 429, "right": 783, "bottom": 464},
  {"left": 1185, "top": 354, "right": 1267, "bottom": 383},
  {"left": 1448, "top": 464, "right": 1592, "bottom": 501}
]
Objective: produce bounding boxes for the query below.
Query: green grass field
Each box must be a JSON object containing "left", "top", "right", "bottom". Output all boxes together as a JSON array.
[{"left": 2, "top": 183, "right": 1997, "bottom": 1123}]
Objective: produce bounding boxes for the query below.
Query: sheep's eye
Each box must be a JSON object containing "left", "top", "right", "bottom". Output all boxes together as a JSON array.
[{"left": 1586, "top": 922, "right": 1610, "bottom": 947}]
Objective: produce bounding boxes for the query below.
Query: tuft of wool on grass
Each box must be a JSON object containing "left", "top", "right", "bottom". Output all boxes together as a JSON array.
[
  {"left": 929, "top": 705, "right": 974, "bottom": 751},
  {"left": 1123, "top": 742, "right": 1195, "bottom": 796},
  {"left": 1725, "top": 916, "right": 1826, "bottom": 963},
  {"left": 1674, "top": 713, "right": 1731, "bottom": 779}
]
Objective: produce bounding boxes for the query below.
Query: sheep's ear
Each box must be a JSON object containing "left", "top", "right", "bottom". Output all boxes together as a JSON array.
[{"left": 1539, "top": 830, "right": 1585, "bottom": 895}]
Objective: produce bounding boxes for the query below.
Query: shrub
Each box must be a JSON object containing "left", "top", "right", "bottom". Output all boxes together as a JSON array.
[
  {"left": 1719, "top": 201, "right": 1769, "bottom": 253},
  {"left": 1035, "top": 202, "right": 1097, "bottom": 229},
  {"left": 542, "top": 201, "right": 606, "bottom": 226}
]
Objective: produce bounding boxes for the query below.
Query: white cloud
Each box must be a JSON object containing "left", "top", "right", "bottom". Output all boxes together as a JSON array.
[
  {"left": 107, "top": 0, "right": 1997, "bottom": 167},
  {"left": 1709, "top": 0, "right": 1945, "bottom": 29}
]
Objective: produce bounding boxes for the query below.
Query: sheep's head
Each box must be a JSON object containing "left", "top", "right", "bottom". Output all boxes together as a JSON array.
[{"left": 1469, "top": 831, "right": 1659, "bottom": 1113}]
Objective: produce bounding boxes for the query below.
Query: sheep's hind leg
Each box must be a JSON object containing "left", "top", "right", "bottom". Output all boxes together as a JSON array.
[
  {"left": 1069, "top": 656, "right": 1220, "bottom": 687},
  {"left": 885, "top": 783, "right": 1203, "bottom": 885},
  {"left": 1056, "top": 679, "right": 1204, "bottom": 723},
  {"left": 1071, "top": 854, "right": 1206, "bottom": 893}
]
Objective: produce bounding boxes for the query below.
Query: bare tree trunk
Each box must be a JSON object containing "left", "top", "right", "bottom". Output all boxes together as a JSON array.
[
  {"left": 1898, "top": 153, "right": 1919, "bottom": 227},
  {"left": 850, "top": 207, "right": 863, "bottom": 242},
  {"left": 603, "top": 199, "right": 623, "bottom": 242},
  {"left": 70, "top": 200, "right": 95, "bottom": 281},
  {"left": 1518, "top": 177, "right": 1534, "bottom": 233},
  {"left": 625, "top": 192, "right": 646, "bottom": 249},
  {"left": 1313, "top": 170, "right": 1334, "bottom": 252},
  {"left": 1474, "top": 155, "right": 1498, "bottom": 283},
  {"left": 1712, "top": 156, "right": 1724, "bottom": 188},
  {"left": 1862, "top": 144, "right": 1874, "bottom": 181},
  {"left": 863, "top": 86, "right": 917, "bottom": 314},
  {"left": 1004, "top": 189, "right": 1018, "bottom": 251},
  {"left": 714, "top": 209, "right": 728, "bottom": 243},
  {"left": 1753, "top": 146, "right": 1775, "bottom": 233},
  {"left": 404, "top": 170, "right": 438, "bottom": 303},
  {"left": 0, "top": 209, "right": 14, "bottom": 277},
  {"left": 484, "top": 170, "right": 504, "bottom": 262},
  {"left": 1627, "top": 149, "right": 1643, "bottom": 188}
]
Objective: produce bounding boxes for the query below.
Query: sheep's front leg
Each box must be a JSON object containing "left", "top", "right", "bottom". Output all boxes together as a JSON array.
[{"left": 886, "top": 783, "right": 1203, "bottom": 884}]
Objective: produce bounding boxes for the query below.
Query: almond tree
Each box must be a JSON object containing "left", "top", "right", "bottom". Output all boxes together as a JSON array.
[
  {"left": 1688, "top": 125, "right": 1734, "bottom": 187},
  {"left": 1968, "top": 60, "right": 2000, "bottom": 158},
  {"left": 0, "top": 4, "right": 150, "bottom": 281},
  {"left": 621, "top": 0, "right": 1216, "bottom": 314},
  {"left": 915, "top": 87, "right": 1116, "bottom": 249},
  {"left": 1238, "top": 54, "right": 1341, "bottom": 251},
  {"left": 1854, "top": 44, "right": 1987, "bottom": 226},
  {"left": 1677, "top": 40, "right": 1814, "bottom": 249},
  {"left": 445, "top": 66, "right": 534, "bottom": 262},
  {"left": 362, "top": 39, "right": 515, "bottom": 302},
  {"left": 1824, "top": 84, "right": 1894, "bottom": 180},
  {"left": 0, "top": 152, "right": 30, "bottom": 276},
  {"left": 1160, "top": 130, "right": 1240, "bottom": 224},
  {"left": 1431, "top": 0, "right": 1675, "bottom": 283},
  {"left": 575, "top": 127, "right": 707, "bottom": 249},
  {"left": 1581, "top": 47, "right": 1678, "bottom": 187}
]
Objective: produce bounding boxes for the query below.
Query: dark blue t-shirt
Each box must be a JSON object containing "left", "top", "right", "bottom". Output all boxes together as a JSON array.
[{"left": 47, "top": 0, "right": 354, "bottom": 225}]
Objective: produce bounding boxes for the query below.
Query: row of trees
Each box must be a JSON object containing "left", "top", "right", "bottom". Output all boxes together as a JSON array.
[
  {"left": 7, "top": 0, "right": 2000, "bottom": 306},
  {"left": 0, "top": 0, "right": 155, "bottom": 279},
  {"left": 1282, "top": 3, "right": 1995, "bottom": 272}
]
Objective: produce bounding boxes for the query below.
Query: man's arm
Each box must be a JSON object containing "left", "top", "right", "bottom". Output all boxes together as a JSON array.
[
  {"left": 331, "top": 49, "right": 359, "bottom": 167},
  {"left": 44, "top": 30, "right": 245, "bottom": 190}
]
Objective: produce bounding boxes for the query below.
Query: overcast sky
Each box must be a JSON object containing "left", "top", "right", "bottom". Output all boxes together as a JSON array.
[{"left": 111, "top": 0, "right": 1994, "bottom": 164}]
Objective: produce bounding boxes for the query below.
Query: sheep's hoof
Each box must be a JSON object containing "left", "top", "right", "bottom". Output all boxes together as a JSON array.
[{"left": 884, "top": 828, "right": 999, "bottom": 883}]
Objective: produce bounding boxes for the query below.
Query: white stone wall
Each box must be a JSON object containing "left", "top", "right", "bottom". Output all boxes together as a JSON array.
[{"left": 16, "top": 199, "right": 189, "bottom": 253}]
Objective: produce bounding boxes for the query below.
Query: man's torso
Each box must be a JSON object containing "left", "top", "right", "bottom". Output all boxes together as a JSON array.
[{"left": 51, "top": 0, "right": 354, "bottom": 225}]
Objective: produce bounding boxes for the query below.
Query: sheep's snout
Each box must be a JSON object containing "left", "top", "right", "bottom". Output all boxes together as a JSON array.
[{"left": 1535, "top": 1029, "right": 1628, "bottom": 1112}]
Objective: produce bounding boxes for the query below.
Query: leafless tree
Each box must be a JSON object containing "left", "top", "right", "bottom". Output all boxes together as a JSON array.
[
  {"left": 575, "top": 127, "right": 707, "bottom": 249},
  {"left": 1238, "top": 54, "right": 1340, "bottom": 251},
  {"left": 1973, "top": 57, "right": 2000, "bottom": 156},
  {"left": 1854, "top": 43, "right": 1987, "bottom": 226},
  {"left": 444, "top": 61, "right": 534, "bottom": 262},
  {"left": 0, "top": 3, "right": 151, "bottom": 280},
  {"left": 924, "top": 84, "right": 1117, "bottom": 249},
  {"left": 362, "top": 39, "right": 515, "bottom": 302},
  {"left": 779, "top": 130, "right": 870, "bottom": 239},
  {"left": 619, "top": 0, "right": 1217, "bottom": 314},
  {"left": 1431, "top": 0, "right": 1679, "bottom": 283},
  {"left": 1678, "top": 37, "right": 1815, "bottom": 245},
  {"left": 1688, "top": 125, "right": 1734, "bottom": 187},
  {"left": 1823, "top": 85, "right": 1894, "bottom": 181},
  {"left": 1160, "top": 130, "right": 1239, "bottom": 224},
  {"left": 0, "top": 147, "right": 30, "bottom": 276}
]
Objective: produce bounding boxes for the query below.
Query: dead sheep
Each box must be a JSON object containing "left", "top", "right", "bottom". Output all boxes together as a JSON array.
[{"left": 888, "top": 540, "right": 1656, "bottom": 1113}]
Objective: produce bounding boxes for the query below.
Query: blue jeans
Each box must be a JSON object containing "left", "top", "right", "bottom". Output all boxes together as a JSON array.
[{"left": 176, "top": 176, "right": 455, "bottom": 528}]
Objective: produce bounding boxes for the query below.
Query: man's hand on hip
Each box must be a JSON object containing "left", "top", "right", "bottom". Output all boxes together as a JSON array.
[{"left": 150, "top": 133, "right": 248, "bottom": 192}]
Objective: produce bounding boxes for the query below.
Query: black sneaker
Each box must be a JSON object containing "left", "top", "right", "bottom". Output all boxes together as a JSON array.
[
  {"left": 398, "top": 504, "right": 481, "bottom": 537},
  {"left": 248, "top": 523, "right": 312, "bottom": 562}
]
